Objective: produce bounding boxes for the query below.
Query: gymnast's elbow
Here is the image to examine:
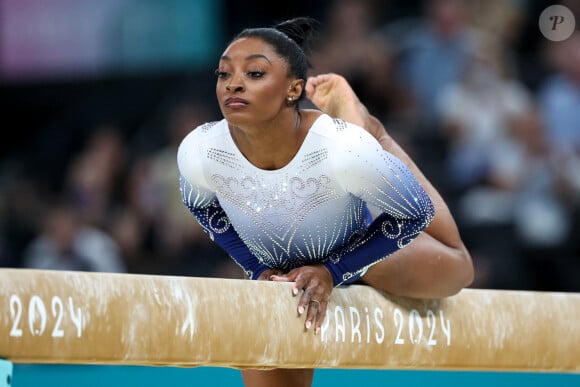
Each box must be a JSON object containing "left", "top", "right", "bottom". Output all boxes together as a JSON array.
[
  {"left": 459, "top": 246, "right": 475, "bottom": 289},
  {"left": 420, "top": 236, "right": 475, "bottom": 298},
  {"left": 445, "top": 244, "right": 475, "bottom": 296}
]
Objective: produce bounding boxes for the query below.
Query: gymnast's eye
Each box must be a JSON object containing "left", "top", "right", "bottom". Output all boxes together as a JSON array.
[
  {"left": 215, "top": 69, "right": 229, "bottom": 79},
  {"left": 247, "top": 71, "right": 265, "bottom": 78}
]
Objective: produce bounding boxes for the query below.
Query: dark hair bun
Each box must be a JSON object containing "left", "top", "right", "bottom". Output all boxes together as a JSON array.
[{"left": 274, "top": 17, "right": 320, "bottom": 52}]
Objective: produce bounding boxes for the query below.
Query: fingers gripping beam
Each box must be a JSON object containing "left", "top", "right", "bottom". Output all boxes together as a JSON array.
[{"left": 0, "top": 269, "right": 579, "bottom": 372}]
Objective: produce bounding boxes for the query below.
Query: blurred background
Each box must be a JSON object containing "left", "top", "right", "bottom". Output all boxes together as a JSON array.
[{"left": 1, "top": 0, "right": 579, "bottom": 292}]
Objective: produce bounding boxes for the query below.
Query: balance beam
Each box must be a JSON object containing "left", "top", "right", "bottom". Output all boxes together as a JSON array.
[{"left": 0, "top": 269, "right": 578, "bottom": 372}]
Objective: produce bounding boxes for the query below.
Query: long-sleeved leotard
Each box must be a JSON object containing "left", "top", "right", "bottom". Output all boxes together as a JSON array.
[{"left": 177, "top": 114, "right": 434, "bottom": 286}]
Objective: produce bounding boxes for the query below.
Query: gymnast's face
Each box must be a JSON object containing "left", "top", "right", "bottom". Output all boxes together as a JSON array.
[{"left": 215, "top": 37, "right": 295, "bottom": 127}]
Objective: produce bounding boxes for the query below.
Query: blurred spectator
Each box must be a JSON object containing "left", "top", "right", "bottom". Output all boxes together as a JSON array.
[
  {"left": 0, "top": 164, "right": 46, "bottom": 268},
  {"left": 454, "top": 104, "right": 573, "bottom": 289},
  {"left": 538, "top": 31, "right": 580, "bottom": 206},
  {"left": 64, "top": 124, "right": 128, "bottom": 229},
  {"left": 510, "top": 108, "right": 577, "bottom": 291},
  {"left": 22, "top": 203, "right": 126, "bottom": 273},
  {"left": 466, "top": 0, "right": 525, "bottom": 45},
  {"left": 531, "top": 31, "right": 580, "bottom": 290},
  {"left": 377, "top": 0, "right": 480, "bottom": 188},
  {"left": 395, "top": 0, "right": 477, "bottom": 126},
  {"left": 437, "top": 34, "right": 533, "bottom": 191}
]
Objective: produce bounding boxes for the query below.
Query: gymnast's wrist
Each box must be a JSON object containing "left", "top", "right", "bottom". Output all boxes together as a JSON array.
[{"left": 322, "top": 262, "right": 344, "bottom": 287}]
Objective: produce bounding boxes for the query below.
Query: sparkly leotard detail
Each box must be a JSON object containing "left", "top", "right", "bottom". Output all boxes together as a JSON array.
[{"left": 178, "top": 114, "right": 434, "bottom": 285}]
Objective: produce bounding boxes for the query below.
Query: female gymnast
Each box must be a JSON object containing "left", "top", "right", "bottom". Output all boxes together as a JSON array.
[{"left": 177, "top": 17, "right": 473, "bottom": 387}]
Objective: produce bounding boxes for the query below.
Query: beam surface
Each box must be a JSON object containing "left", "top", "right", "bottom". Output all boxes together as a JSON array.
[{"left": 0, "top": 269, "right": 579, "bottom": 372}]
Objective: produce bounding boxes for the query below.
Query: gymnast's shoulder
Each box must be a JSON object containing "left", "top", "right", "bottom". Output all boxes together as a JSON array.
[
  {"left": 178, "top": 119, "right": 228, "bottom": 148},
  {"left": 177, "top": 119, "right": 227, "bottom": 185},
  {"left": 306, "top": 112, "right": 381, "bottom": 150}
]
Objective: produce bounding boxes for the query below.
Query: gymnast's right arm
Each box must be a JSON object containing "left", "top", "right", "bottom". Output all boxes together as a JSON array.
[
  {"left": 179, "top": 176, "right": 272, "bottom": 280},
  {"left": 177, "top": 133, "right": 271, "bottom": 280}
]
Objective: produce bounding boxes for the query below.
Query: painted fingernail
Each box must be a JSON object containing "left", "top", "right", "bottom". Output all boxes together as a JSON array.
[
  {"left": 292, "top": 287, "right": 299, "bottom": 296},
  {"left": 298, "top": 305, "right": 304, "bottom": 315},
  {"left": 306, "top": 321, "right": 312, "bottom": 330},
  {"left": 315, "top": 326, "right": 320, "bottom": 335}
]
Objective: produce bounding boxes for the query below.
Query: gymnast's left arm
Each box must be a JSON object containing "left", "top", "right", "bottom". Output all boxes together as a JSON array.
[
  {"left": 361, "top": 116, "right": 474, "bottom": 299},
  {"left": 177, "top": 132, "right": 272, "bottom": 280},
  {"left": 319, "top": 128, "right": 436, "bottom": 286}
]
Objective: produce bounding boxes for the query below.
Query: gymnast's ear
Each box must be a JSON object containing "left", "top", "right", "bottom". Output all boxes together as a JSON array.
[{"left": 287, "top": 79, "right": 305, "bottom": 100}]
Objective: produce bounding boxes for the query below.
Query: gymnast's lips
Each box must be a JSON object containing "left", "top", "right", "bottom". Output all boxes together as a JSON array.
[{"left": 224, "top": 97, "right": 249, "bottom": 108}]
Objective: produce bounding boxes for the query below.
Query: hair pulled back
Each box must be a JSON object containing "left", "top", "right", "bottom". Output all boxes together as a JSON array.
[{"left": 232, "top": 17, "right": 320, "bottom": 100}]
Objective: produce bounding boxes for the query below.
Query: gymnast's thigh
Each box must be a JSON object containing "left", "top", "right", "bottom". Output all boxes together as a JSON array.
[{"left": 241, "top": 368, "right": 315, "bottom": 387}]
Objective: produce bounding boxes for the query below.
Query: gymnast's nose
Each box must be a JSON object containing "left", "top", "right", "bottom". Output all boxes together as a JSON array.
[{"left": 226, "top": 74, "right": 244, "bottom": 93}]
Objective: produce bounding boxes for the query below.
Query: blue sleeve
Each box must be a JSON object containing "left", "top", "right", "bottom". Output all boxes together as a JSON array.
[
  {"left": 323, "top": 196, "right": 434, "bottom": 286},
  {"left": 180, "top": 175, "right": 270, "bottom": 280}
]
